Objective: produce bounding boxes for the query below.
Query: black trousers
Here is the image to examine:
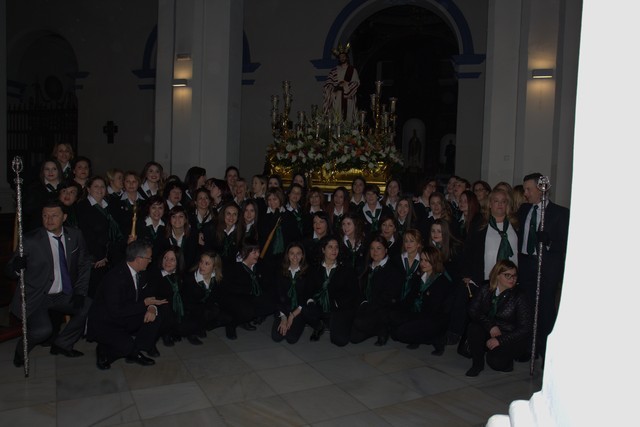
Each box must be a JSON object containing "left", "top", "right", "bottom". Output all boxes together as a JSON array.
[
  {"left": 94, "top": 316, "right": 161, "bottom": 362},
  {"left": 518, "top": 254, "right": 560, "bottom": 358},
  {"left": 304, "top": 304, "right": 354, "bottom": 347},
  {"left": 350, "top": 304, "right": 391, "bottom": 344},
  {"left": 466, "top": 322, "right": 528, "bottom": 372}
]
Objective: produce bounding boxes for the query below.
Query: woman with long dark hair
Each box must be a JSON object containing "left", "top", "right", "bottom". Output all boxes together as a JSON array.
[
  {"left": 338, "top": 212, "right": 366, "bottom": 277},
  {"left": 138, "top": 161, "right": 164, "bottom": 200},
  {"left": 391, "top": 246, "right": 454, "bottom": 355},
  {"left": 307, "top": 236, "right": 358, "bottom": 346},
  {"left": 350, "top": 235, "right": 403, "bottom": 346},
  {"left": 271, "top": 242, "right": 316, "bottom": 344}
]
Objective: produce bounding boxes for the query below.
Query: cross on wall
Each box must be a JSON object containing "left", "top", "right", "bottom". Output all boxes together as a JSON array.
[{"left": 103, "top": 121, "right": 118, "bottom": 144}]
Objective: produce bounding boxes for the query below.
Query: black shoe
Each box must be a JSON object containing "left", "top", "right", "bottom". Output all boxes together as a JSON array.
[
  {"left": 197, "top": 330, "right": 207, "bottom": 339},
  {"left": 146, "top": 346, "right": 160, "bottom": 358},
  {"left": 374, "top": 334, "right": 389, "bottom": 346},
  {"left": 187, "top": 335, "right": 204, "bottom": 345},
  {"left": 465, "top": 365, "right": 484, "bottom": 377},
  {"left": 125, "top": 352, "right": 155, "bottom": 366},
  {"left": 431, "top": 347, "right": 444, "bottom": 356},
  {"left": 96, "top": 347, "right": 111, "bottom": 370},
  {"left": 240, "top": 322, "right": 257, "bottom": 331},
  {"left": 13, "top": 351, "right": 24, "bottom": 368},
  {"left": 310, "top": 326, "right": 325, "bottom": 342},
  {"left": 50, "top": 344, "right": 84, "bottom": 358},
  {"left": 406, "top": 343, "right": 420, "bottom": 350},
  {"left": 446, "top": 331, "right": 461, "bottom": 346},
  {"left": 225, "top": 326, "right": 237, "bottom": 340},
  {"left": 252, "top": 316, "right": 267, "bottom": 325},
  {"left": 162, "top": 335, "right": 174, "bottom": 347}
]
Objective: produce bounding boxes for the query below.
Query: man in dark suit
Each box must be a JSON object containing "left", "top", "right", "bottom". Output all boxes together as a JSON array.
[
  {"left": 8, "top": 200, "right": 92, "bottom": 367},
  {"left": 517, "top": 172, "right": 570, "bottom": 361},
  {"left": 86, "top": 239, "right": 167, "bottom": 370}
]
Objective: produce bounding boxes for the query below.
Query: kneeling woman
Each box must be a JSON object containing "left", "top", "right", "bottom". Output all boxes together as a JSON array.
[
  {"left": 465, "top": 260, "right": 532, "bottom": 377},
  {"left": 391, "top": 246, "right": 454, "bottom": 355},
  {"left": 223, "top": 242, "right": 276, "bottom": 339},
  {"left": 148, "top": 246, "right": 194, "bottom": 347},
  {"left": 271, "top": 243, "right": 315, "bottom": 344},
  {"left": 182, "top": 251, "right": 233, "bottom": 345},
  {"left": 307, "top": 237, "right": 358, "bottom": 346},
  {"left": 350, "top": 235, "right": 403, "bottom": 346}
]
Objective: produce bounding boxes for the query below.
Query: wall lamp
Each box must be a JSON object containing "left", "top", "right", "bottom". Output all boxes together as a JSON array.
[
  {"left": 532, "top": 69, "right": 554, "bottom": 79},
  {"left": 172, "top": 78, "right": 189, "bottom": 87}
]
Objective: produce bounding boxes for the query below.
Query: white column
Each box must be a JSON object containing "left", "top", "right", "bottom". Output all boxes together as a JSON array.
[
  {"left": 487, "top": 1, "right": 639, "bottom": 425},
  {"left": 155, "top": 0, "right": 243, "bottom": 179},
  {"left": 481, "top": 0, "right": 522, "bottom": 186}
]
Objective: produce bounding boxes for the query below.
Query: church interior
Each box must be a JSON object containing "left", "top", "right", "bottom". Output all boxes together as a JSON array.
[{"left": 1, "top": 0, "right": 636, "bottom": 426}]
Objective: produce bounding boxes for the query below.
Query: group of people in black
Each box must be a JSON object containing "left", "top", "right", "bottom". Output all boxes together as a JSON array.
[{"left": 9, "top": 142, "right": 569, "bottom": 376}]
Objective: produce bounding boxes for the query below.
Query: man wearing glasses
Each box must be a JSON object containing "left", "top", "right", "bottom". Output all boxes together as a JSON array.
[{"left": 87, "top": 239, "right": 167, "bottom": 370}]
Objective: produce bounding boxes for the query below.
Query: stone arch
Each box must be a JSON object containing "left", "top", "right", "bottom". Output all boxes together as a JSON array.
[
  {"left": 7, "top": 30, "right": 81, "bottom": 99},
  {"left": 311, "top": 0, "right": 479, "bottom": 77}
]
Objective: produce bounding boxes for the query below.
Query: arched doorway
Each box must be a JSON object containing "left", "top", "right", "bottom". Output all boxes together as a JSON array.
[
  {"left": 7, "top": 32, "right": 79, "bottom": 183},
  {"left": 348, "top": 5, "right": 458, "bottom": 192}
]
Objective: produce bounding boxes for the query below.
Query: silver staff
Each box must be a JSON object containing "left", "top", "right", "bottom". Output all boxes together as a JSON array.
[
  {"left": 530, "top": 175, "right": 551, "bottom": 376},
  {"left": 12, "top": 156, "right": 29, "bottom": 377}
]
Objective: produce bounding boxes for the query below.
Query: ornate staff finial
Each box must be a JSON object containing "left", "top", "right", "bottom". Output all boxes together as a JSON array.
[
  {"left": 537, "top": 175, "right": 551, "bottom": 192},
  {"left": 12, "top": 156, "right": 23, "bottom": 174}
]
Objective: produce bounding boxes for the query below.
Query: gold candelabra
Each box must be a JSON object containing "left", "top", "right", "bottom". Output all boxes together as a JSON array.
[{"left": 270, "top": 80, "right": 397, "bottom": 145}]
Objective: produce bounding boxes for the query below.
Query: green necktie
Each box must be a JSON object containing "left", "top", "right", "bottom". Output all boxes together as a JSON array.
[
  {"left": 315, "top": 268, "right": 334, "bottom": 312},
  {"left": 401, "top": 257, "right": 419, "bottom": 301},
  {"left": 413, "top": 273, "right": 441, "bottom": 313},
  {"left": 287, "top": 272, "right": 298, "bottom": 311},
  {"left": 366, "top": 208, "right": 381, "bottom": 232},
  {"left": 488, "top": 216, "right": 513, "bottom": 261},
  {"left": 166, "top": 274, "right": 184, "bottom": 321},
  {"left": 527, "top": 205, "right": 538, "bottom": 255},
  {"left": 243, "top": 264, "right": 262, "bottom": 296}
]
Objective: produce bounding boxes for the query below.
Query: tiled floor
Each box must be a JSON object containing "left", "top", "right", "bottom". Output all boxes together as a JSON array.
[{"left": 0, "top": 322, "right": 542, "bottom": 426}]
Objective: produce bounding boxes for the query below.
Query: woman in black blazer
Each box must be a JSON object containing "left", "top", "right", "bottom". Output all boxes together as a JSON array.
[
  {"left": 271, "top": 242, "right": 316, "bottom": 344},
  {"left": 76, "top": 176, "right": 125, "bottom": 297},
  {"left": 306, "top": 237, "right": 358, "bottom": 346},
  {"left": 350, "top": 235, "right": 404, "bottom": 346},
  {"left": 222, "top": 242, "right": 275, "bottom": 340},
  {"left": 391, "top": 246, "right": 454, "bottom": 355},
  {"left": 157, "top": 205, "right": 199, "bottom": 272},
  {"left": 181, "top": 251, "right": 232, "bottom": 345}
]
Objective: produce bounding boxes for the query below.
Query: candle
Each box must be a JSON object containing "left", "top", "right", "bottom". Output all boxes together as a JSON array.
[
  {"left": 282, "top": 80, "right": 290, "bottom": 96},
  {"left": 130, "top": 204, "right": 137, "bottom": 238},
  {"left": 271, "top": 95, "right": 279, "bottom": 109},
  {"left": 375, "top": 81, "right": 382, "bottom": 96},
  {"left": 359, "top": 110, "right": 366, "bottom": 126},
  {"left": 370, "top": 94, "right": 376, "bottom": 110},
  {"left": 389, "top": 97, "right": 397, "bottom": 113}
]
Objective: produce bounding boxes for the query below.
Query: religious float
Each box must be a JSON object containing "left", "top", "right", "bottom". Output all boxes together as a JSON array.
[{"left": 265, "top": 80, "right": 403, "bottom": 193}]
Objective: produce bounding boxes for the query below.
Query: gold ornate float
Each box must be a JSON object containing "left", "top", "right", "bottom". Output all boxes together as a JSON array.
[{"left": 265, "top": 81, "right": 403, "bottom": 193}]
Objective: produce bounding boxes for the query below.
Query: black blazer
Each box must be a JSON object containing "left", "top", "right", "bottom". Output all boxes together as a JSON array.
[
  {"left": 274, "top": 270, "right": 315, "bottom": 315},
  {"left": 516, "top": 201, "right": 570, "bottom": 286},
  {"left": 308, "top": 263, "right": 358, "bottom": 313},
  {"left": 404, "top": 273, "right": 454, "bottom": 329},
  {"left": 357, "top": 260, "right": 404, "bottom": 310},
  {"left": 87, "top": 261, "right": 155, "bottom": 334},
  {"left": 76, "top": 199, "right": 124, "bottom": 263}
]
